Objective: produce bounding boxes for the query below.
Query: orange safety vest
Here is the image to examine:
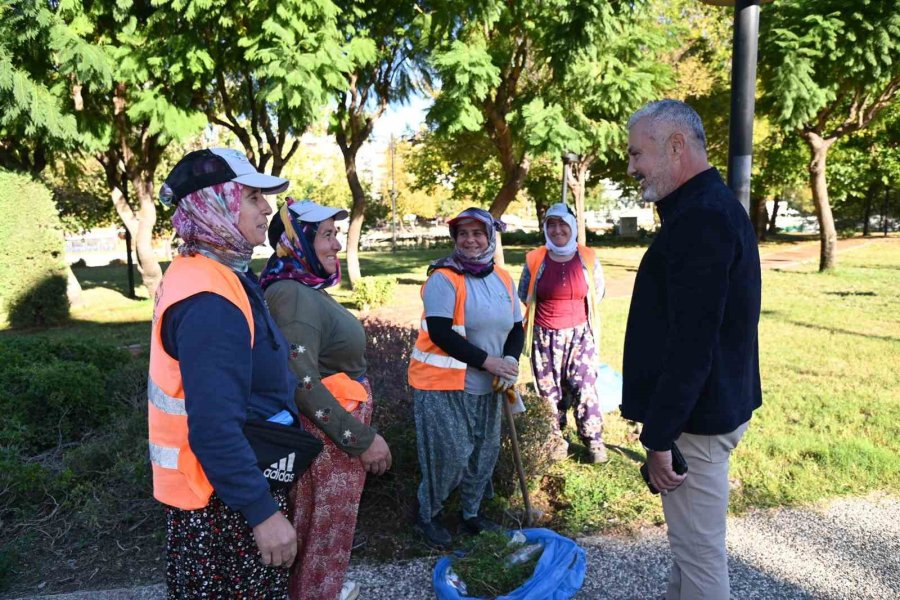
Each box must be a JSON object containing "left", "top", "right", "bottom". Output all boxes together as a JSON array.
[
  {"left": 321, "top": 372, "right": 369, "bottom": 413},
  {"left": 522, "top": 245, "right": 601, "bottom": 358},
  {"left": 408, "top": 266, "right": 516, "bottom": 391},
  {"left": 147, "top": 254, "right": 255, "bottom": 510}
]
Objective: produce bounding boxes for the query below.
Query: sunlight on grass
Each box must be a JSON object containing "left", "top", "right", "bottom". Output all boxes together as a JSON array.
[{"left": 4, "top": 237, "right": 898, "bottom": 535}]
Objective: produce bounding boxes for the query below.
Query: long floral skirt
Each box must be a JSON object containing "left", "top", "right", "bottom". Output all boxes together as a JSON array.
[
  {"left": 287, "top": 381, "right": 373, "bottom": 600},
  {"left": 165, "top": 490, "right": 290, "bottom": 599}
]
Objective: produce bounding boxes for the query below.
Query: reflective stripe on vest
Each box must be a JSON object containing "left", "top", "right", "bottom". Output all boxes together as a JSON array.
[
  {"left": 408, "top": 266, "right": 516, "bottom": 391},
  {"left": 147, "top": 254, "right": 255, "bottom": 510},
  {"left": 148, "top": 442, "right": 179, "bottom": 469}
]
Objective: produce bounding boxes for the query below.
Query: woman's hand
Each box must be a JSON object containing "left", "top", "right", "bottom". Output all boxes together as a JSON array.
[
  {"left": 360, "top": 433, "right": 392, "bottom": 476},
  {"left": 483, "top": 355, "right": 519, "bottom": 381},
  {"left": 252, "top": 510, "right": 297, "bottom": 567}
]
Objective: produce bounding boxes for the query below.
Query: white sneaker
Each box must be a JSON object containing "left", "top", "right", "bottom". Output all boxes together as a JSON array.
[{"left": 340, "top": 580, "right": 360, "bottom": 600}]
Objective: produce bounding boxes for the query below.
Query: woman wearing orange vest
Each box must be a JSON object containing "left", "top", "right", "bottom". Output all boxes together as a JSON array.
[
  {"left": 518, "top": 202, "right": 608, "bottom": 463},
  {"left": 261, "top": 199, "right": 392, "bottom": 600},
  {"left": 150, "top": 149, "right": 298, "bottom": 597},
  {"left": 408, "top": 207, "right": 524, "bottom": 549}
]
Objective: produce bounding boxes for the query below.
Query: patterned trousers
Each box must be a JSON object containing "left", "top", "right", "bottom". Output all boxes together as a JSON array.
[
  {"left": 414, "top": 389, "right": 502, "bottom": 522},
  {"left": 531, "top": 322, "right": 604, "bottom": 448},
  {"left": 288, "top": 382, "right": 373, "bottom": 600}
]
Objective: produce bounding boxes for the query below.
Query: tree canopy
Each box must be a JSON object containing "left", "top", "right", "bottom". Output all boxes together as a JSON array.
[{"left": 758, "top": 0, "right": 900, "bottom": 269}]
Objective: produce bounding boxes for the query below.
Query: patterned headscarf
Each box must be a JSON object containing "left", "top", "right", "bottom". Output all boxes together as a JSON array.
[
  {"left": 259, "top": 198, "right": 341, "bottom": 290},
  {"left": 172, "top": 181, "right": 254, "bottom": 272},
  {"left": 543, "top": 202, "right": 578, "bottom": 257},
  {"left": 428, "top": 207, "right": 507, "bottom": 277}
]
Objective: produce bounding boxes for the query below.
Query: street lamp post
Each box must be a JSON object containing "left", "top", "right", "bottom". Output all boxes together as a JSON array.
[
  {"left": 390, "top": 134, "right": 397, "bottom": 253},
  {"left": 699, "top": 0, "right": 769, "bottom": 213}
]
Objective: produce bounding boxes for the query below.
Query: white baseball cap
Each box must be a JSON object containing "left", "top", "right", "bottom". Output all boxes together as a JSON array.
[
  {"left": 208, "top": 148, "right": 290, "bottom": 194},
  {"left": 160, "top": 147, "right": 289, "bottom": 205},
  {"left": 287, "top": 199, "right": 349, "bottom": 223}
]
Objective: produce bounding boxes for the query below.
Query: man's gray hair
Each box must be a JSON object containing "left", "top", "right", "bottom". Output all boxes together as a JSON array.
[{"left": 627, "top": 99, "right": 707, "bottom": 152}]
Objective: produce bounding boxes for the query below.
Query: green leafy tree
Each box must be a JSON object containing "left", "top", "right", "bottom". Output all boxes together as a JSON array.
[
  {"left": 424, "top": 0, "right": 674, "bottom": 255},
  {"left": 0, "top": 0, "right": 94, "bottom": 175},
  {"left": 63, "top": 0, "right": 210, "bottom": 299},
  {"left": 827, "top": 107, "right": 900, "bottom": 235},
  {"left": 329, "top": 0, "right": 429, "bottom": 286},
  {"left": 377, "top": 137, "right": 452, "bottom": 223},
  {"left": 553, "top": 0, "right": 675, "bottom": 244},
  {"left": 167, "top": 0, "right": 350, "bottom": 176},
  {"left": 758, "top": 0, "right": 900, "bottom": 270}
]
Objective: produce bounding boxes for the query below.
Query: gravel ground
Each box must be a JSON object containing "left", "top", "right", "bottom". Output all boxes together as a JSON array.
[{"left": 20, "top": 493, "right": 899, "bottom": 600}]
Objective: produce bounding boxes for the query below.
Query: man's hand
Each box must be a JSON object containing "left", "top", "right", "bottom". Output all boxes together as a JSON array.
[
  {"left": 647, "top": 450, "right": 687, "bottom": 494},
  {"left": 252, "top": 511, "right": 297, "bottom": 567},
  {"left": 483, "top": 355, "right": 519, "bottom": 381},
  {"left": 360, "top": 433, "right": 392, "bottom": 475}
]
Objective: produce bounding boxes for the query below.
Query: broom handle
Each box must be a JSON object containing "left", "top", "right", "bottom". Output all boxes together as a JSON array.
[{"left": 502, "top": 389, "right": 533, "bottom": 527}]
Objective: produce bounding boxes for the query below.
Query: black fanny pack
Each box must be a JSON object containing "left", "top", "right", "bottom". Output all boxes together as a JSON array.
[{"left": 243, "top": 419, "right": 324, "bottom": 490}]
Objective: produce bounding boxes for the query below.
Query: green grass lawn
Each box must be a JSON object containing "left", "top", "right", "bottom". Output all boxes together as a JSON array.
[
  {"left": 4, "top": 237, "right": 898, "bottom": 536},
  {"left": 545, "top": 238, "right": 900, "bottom": 533}
]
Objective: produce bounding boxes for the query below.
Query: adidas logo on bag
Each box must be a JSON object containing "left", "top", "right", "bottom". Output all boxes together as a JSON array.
[{"left": 264, "top": 452, "right": 296, "bottom": 483}]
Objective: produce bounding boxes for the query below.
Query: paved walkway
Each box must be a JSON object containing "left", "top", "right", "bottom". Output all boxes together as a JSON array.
[
  {"left": 601, "top": 237, "right": 874, "bottom": 300},
  {"left": 19, "top": 493, "right": 899, "bottom": 600}
]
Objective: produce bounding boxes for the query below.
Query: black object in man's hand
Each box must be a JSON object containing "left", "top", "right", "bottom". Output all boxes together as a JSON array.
[{"left": 640, "top": 443, "right": 688, "bottom": 495}]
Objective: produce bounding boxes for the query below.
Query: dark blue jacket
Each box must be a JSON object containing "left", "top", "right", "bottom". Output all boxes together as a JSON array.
[
  {"left": 162, "top": 270, "right": 298, "bottom": 526},
  {"left": 621, "top": 168, "right": 762, "bottom": 451}
]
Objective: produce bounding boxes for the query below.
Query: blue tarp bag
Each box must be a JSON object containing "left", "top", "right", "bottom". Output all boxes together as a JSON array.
[
  {"left": 595, "top": 363, "right": 622, "bottom": 414},
  {"left": 433, "top": 528, "right": 586, "bottom": 600}
]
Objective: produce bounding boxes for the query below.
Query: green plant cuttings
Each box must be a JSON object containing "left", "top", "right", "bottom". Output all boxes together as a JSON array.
[{"left": 450, "top": 531, "right": 542, "bottom": 598}]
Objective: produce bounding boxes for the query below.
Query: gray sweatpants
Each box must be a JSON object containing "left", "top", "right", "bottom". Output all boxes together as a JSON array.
[{"left": 414, "top": 389, "right": 502, "bottom": 522}]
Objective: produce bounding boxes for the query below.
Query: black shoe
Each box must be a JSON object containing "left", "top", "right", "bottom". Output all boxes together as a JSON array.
[
  {"left": 461, "top": 514, "right": 503, "bottom": 535},
  {"left": 414, "top": 518, "right": 452, "bottom": 548}
]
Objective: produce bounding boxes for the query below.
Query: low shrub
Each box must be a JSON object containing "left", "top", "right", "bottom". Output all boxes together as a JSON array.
[
  {"left": 352, "top": 276, "right": 397, "bottom": 311},
  {"left": 495, "top": 389, "right": 557, "bottom": 501},
  {"left": 0, "top": 338, "right": 155, "bottom": 592},
  {"left": 0, "top": 170, "right": 70, "bottom": 327},
  {"left": 358, "top": 319, "right": 420, "bottom": 528},
  {"left": 0, "top": 337, "right": 134, "bottom": 454},
  {"left": 7, "top": 274, "right": 70, "bottom": 328},
  {"left": 363, "top": 318, "right": 417, "bottom": 430}
]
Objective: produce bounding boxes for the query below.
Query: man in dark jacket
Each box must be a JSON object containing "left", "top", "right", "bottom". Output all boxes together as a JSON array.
[{"left": 621, "top": 99, "right": 762, "bottom": 600}]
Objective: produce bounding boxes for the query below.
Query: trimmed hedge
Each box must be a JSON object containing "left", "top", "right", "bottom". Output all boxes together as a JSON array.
[
  {"left": 0, "top": 170, "right": 70, "bottom": 327},
  {"left": 0, "top": 337, "right": 133, "bottom": 454}
]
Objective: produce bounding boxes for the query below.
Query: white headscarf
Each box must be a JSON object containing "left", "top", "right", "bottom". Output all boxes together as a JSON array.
[{"left": 543, "top": 202, "right": 578, "bottom": 257}]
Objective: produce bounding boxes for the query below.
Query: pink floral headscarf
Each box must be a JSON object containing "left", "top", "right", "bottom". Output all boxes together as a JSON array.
[{"left": 172, "top": 182, "right": 254, "bottom": 271}]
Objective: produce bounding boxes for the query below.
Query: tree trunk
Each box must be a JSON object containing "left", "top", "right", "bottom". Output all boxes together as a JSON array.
[
  {"left": 749, "top": 195, "right": 768, "bottom": 241},
  {"left": 66, "top": 266, "right": 82, "bottom": 307},
  {"left": 568, "top": 163, "right": 589, "bottom": 246},
  {"left": 882, "top": 187, "right": 890, "bottom": 237},
  {"left": 802, "top": 131, "right": 838, "bottom": 271},
  {"left": 488, "top": 157, "right": 530, "bottom": 266},
  {"left": 111, "top": 178, "right": 163, "bottom": 299},
  {"left": 862, "top": 184, "right": 875, "bottom": 236},
  {"left": 341, "top": 146, "right": 367, "bottom": 288},
  {"left": 768, "top": 197, "right": 781, "bottom": 235}
]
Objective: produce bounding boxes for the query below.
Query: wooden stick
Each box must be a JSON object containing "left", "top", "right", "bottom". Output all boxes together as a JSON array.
[{"left": 502, "top": 388, "right": 533, "bottom": 527}]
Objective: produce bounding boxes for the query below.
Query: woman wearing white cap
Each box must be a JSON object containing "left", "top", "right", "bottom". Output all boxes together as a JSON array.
[
  {"left": 518, "top": 202, "right": 608, "bottom": 463},
  {"left": 261, "top": 198, "right": 392, "bottom": 600},
  {"left": 149, "top": 149, "right": 299, "bottom": 596}
]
